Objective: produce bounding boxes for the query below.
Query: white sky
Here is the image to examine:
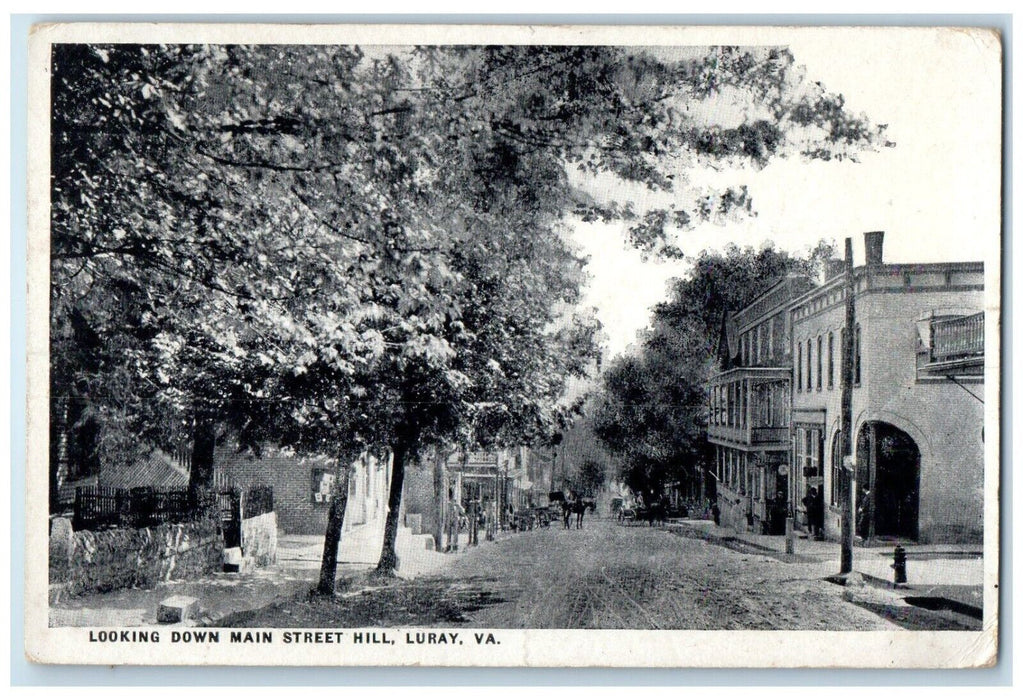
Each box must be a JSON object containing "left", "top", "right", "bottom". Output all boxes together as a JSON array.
[{"left": 568, "top": 28, "right": 1002, "bottom": 360}]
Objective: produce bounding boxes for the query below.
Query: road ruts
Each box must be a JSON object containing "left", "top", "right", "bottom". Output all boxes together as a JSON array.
[{"left": 441, "top": 518, "right": 900, "bottom": 630}]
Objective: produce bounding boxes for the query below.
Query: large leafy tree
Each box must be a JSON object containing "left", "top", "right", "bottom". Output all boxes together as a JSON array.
[{"left": 50, "top": 43, "right": 884, "bottom": 586}]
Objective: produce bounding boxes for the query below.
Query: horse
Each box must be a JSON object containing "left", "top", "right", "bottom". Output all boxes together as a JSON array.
[
  {"left": 639, "top": 501, "right": 666, "bottom": 526},
  {"left": 560, "top": 500, "right": 572, "bottom": 529},
  {"left": 572, "top": 499, "right": 587, "bottom": 529}
]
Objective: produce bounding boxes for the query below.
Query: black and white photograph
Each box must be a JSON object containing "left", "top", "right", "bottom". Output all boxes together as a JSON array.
[{"left": 24, "top": 23, "right": 1001, "bottom": 667}]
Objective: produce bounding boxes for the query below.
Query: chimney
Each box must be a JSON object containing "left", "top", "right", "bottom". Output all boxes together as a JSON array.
[{"left": 864, "top": 231, "right": 885, "bottom": 267}]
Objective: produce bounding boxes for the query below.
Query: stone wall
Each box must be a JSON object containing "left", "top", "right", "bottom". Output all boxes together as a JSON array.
[
  {"left": 49, "top": 516, "right": 223, "bottom": 597},
  {"left": 242, "top": 511, "right": 278, "bottom": 567}
]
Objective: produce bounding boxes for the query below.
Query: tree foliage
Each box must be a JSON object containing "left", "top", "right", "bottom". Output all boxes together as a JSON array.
[{"left": 576, "top": 459, "right": 608, "bottom": 496}]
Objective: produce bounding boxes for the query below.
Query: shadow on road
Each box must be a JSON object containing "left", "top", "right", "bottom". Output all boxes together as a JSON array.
[{"left": 216, "top": 575, "right": 520, "bottom": 628}]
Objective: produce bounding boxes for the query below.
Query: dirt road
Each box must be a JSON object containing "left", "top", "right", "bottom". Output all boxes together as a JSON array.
[{"left": 223, "top": 519, "right": 899, "bottom": 630}]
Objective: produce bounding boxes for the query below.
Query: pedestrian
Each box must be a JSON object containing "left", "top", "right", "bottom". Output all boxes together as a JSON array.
[
  {"left": 469, "top": 500, "right": 480, "bottom": 546},
  {"left": 445, "top": 489, "right": 463, "bottom": 552},
  {"left": 814, "top": 487, "right": 826, "bottom": 539},
  {"left": 711, "top": 500, "right": 721, "bottom": 526},
  {"left": 856, "top": 487, "right": 873, "bottom": 540},
  {"left": 802, "top": 487, "right": 819, "bottom": 537},
  {"left": 770, "top": 490, "right": 787, "bottom": 535}
]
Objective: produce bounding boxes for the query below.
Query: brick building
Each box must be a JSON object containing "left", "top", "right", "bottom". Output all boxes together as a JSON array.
[{"left": 215, "top": 446, "right": 391, "bottom": 536}]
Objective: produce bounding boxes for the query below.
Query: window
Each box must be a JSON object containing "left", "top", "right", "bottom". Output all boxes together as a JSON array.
[
  {"left": 311, "top": 468, "right": 336, "bottom": 505},
  {"left": 827, "top": 332, "right": 835, "bottom": 389},
  {"left": 794, "top": 425, "right": 823, "bottom": 486},
  {"left": 816, "top": 335, "right": 823, "bottom": 391},
  {"left": 767, "top": 318, "right": 775, "bottom": 359},
  {"left": 806, "top": 339, "right": 813, "bottom": 392},
  {"left": 797, "top": 341, "right": 803, "bottom": 392}
]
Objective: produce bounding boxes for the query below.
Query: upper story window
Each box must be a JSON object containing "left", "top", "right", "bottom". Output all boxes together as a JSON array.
[
  {"left": 816, "top": 335, "right": 823, "bottom": 391},
  {"left": 827, "top": 332, "right": 835, "bottom": 389},
  {"left": 797, "top": 341, "right": 803, "bottom": 392},
  {"left": 806, "top": 339, "right": 813, "bottom": 392}
]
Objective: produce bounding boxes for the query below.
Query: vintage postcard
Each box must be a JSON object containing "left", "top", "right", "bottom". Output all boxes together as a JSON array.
[{"left": 24, "top": 23, "right": 1002, "bottom": 667}]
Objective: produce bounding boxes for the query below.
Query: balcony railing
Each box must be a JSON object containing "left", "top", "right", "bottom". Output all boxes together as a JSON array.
[
  {"left": 931, "top": 312, "right": 984, "bottom": 364},
  {"left": 750, "top": 427, "right": 789, "bottom": 444},
  {"left": 708, "top": 424, "right": 788, "bottom": 447}
]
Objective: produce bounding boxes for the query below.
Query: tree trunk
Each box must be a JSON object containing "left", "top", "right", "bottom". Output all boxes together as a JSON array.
[
  {"left": 315, "top": 448, "right": 357, "bottom": 596},
  {"left": 188, "top": 415, "right": 217, "bottom": 509},
  {"left": 375, "top": 439, "right": 409, "bottom": 575},
  {"left": 433, "top": 448, "right": 447, "bottom": 553},
  {"left": 464, "top": 451, "right": 478, "bottom": 546}
]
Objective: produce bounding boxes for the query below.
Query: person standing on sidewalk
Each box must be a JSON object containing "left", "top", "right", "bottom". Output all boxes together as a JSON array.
[
  {"left": 445, "top": 490, "right": 463, "bottom": 552},
  {"left": 812, "top": 487, "right": 825, "bottom": 540},
  {"left": 802, "top": 487, "right": 821, "bottom": 538}
]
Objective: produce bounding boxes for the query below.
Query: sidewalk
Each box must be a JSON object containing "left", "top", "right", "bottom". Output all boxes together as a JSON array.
[
  {"left": 666, "top": 519, "right": 984, "bottom": 616},
  {"left": 49, "top": 564, "right": 320, "bottom": 627},
  {"left": 50, "top": 522, "right": 457, "bottom": 627}
]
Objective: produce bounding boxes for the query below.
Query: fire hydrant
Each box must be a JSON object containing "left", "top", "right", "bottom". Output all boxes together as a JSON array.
[{"left": 892, "top": 545, "right": 908, "bottom": 586}]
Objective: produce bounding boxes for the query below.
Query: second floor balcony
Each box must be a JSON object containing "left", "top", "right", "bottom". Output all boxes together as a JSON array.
[
  {"left": 707, "top": 367, "right": 791, "bottom": 450},
  {"left": 918, "top": 311, "right": 984, "bottom": 377}
]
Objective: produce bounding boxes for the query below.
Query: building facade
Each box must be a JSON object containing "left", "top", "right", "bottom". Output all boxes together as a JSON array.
[
  {"left": 789, "top": 232, "right": 984, "bottom": 544},
  {"left": 707, "top": 231, "right": 985, "bottom": 544},
  {"left": 707, "top": 275, "right": 814, "bottom": 534},
  {"left": 400, "top": 446, "right": 542, "bottom": 549},
  {"left": 216, "top": 446, "right": 391, "bottom": 536}
]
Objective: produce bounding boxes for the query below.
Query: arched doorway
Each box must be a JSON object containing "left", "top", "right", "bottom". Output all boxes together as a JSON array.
[{"left": 858, "top": 422, "right": 920, "bottom": 541}]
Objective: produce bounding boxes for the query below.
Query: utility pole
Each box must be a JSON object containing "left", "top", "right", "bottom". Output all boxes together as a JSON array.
[{"left": 839, "top": 237, "right": 856, "bottom": 574}]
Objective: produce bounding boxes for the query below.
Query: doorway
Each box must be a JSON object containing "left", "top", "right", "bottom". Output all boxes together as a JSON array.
[{"left": 862, "top": 422, "right": 921, "bottom": 541}]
